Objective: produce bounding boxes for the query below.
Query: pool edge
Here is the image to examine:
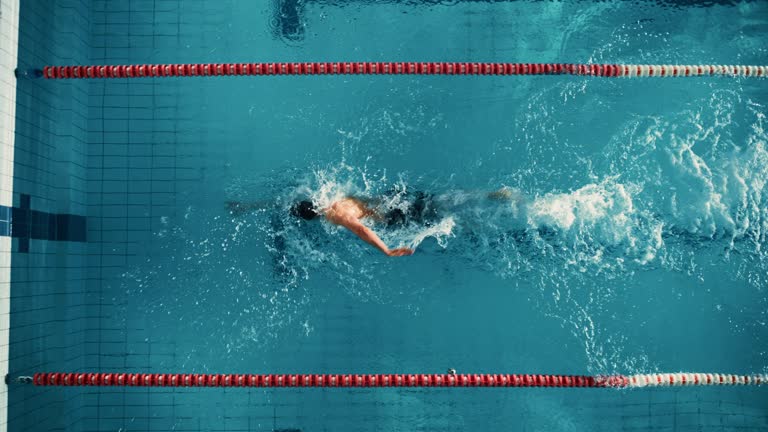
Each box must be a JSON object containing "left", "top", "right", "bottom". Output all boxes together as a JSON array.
[{"left": 0, "top": 0, "right": 19, "bottom": 431}]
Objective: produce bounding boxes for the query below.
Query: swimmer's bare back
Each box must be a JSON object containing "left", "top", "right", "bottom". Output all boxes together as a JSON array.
[{"left": 323, "top": 198, "right": 414, "bottom": 257}]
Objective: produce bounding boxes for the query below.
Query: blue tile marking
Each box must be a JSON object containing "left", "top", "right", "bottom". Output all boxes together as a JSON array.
[
  {"left": 14, "top": 194, "right": 29, "bottom": 253},
  {"left": 2, "top": 194, "right": 87, "bottom": 252}
]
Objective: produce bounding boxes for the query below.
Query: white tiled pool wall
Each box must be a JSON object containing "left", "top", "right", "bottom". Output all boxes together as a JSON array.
[
  {"left": 4, "top": 0, "right": 91, "bottom": 431},
  {"left": 0, "top": 0, "right": 21, "bottom": 429},
  {"left": 0, "top": 1, "right": 20, "bottom": 430}
]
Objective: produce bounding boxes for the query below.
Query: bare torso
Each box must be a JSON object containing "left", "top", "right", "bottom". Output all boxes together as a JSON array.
[
  {"left": 323, "top": 197, "right": 376, "bottom": 225},
  {"left": 321, "top": 197, "right": 413, "bottom": 257}
]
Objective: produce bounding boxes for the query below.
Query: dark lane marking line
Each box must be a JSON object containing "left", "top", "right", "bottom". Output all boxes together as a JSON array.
[{"left": 3, "top": 194, "right": 87, "bottom": 253}]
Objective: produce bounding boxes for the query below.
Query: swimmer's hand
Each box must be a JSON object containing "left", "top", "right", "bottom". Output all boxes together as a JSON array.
[{"left": 386, "top": 247, "right": 414, "bottom": 257}]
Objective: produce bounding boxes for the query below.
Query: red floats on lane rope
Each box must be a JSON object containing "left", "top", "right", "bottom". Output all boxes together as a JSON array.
[
  {"left": 41, "top": 63, "right": 768, "bottom": 79},
  {"left": 31, "top": 372, "right": 768, "bottom": 388}
]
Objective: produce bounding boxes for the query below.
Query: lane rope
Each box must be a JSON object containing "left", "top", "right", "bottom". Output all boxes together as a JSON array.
[
  {"left": 40, "top": 63, "right": 768, "bottom": 79},
  {"left": 30, "top": 372, "right": 768, "bottom": 388}
]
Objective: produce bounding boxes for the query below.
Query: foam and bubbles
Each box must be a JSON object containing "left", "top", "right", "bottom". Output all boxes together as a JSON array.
[
  {"left": 526, "top": 180, "right": 663, "bottom": 264},
  {"left": 604, "top": 91, "right": 768, "bottom": 249}
]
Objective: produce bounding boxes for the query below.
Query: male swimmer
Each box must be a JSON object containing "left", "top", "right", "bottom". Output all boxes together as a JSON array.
[
  {"left": 289, "top": 196, "right": 417, "bottom": 257},
  {"left": 229, "top": 187, "right": 518, "bottom": 257}
]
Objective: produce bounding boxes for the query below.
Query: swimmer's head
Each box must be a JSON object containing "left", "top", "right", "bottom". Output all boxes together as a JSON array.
[{"left": 290, "top": 200, "right": 319, "bottom": 220}]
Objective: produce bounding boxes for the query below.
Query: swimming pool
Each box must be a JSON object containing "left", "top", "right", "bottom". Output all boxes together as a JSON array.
[{"left": 3, "top": 0, "right": 768, "bottom": 430}]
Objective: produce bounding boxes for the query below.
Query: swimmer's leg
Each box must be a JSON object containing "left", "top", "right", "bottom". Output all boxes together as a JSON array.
[
  {"left": 488, "top": 187, "right": 521, "bottom": 201},
  {"left": 226, "top": 201, "right": 270, "bottom": 216},
  {"left": 487, "top": 187, "right": 528, "bottom": 220}
]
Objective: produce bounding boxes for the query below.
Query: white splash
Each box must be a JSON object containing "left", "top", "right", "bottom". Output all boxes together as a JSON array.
[
  {"left": 527, "top": 181, "right": 635, "bottom": 241},
  {"left": 407, "top": 217, "right": 456, "bottom": 250},
  {"left": 505, "top": 179, "right": 664, "bottom": 268}
]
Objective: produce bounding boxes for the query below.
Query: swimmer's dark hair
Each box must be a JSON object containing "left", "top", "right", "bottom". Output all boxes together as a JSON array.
[{"left": 290, "top": 200, "right": 319, "bottom": 220}]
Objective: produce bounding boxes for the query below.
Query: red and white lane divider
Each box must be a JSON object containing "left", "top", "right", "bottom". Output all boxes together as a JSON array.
[
  {"left": 29, "top": 372, "right": 768, "bottom": 388},
  {"left": 40, "top": 63, "right": 768, "bottom": 79}
]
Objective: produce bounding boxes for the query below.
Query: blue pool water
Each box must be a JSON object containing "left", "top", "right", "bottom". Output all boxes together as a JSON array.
[{"left": 8, "top": 0, "right": 768, "bottom": 430}]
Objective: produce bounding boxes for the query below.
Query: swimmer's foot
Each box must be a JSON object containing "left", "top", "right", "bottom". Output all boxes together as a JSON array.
[{"left": 488, "top": 187, "right": 515, "bottom": 201}]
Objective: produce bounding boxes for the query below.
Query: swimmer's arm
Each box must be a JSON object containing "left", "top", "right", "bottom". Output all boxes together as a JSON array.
[
  {"left": 226, "top": 200, "right": 270, "bottom": 215},
  {"left": 341, "top": 217, "right": 414, "bottom": 257}
]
